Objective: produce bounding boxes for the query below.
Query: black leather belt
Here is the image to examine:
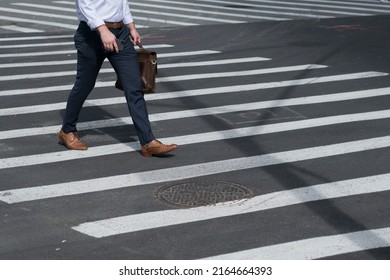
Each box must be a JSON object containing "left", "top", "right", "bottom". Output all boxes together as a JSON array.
[{"left": 105, "top": 22, "right": 124, "bottom": 29}]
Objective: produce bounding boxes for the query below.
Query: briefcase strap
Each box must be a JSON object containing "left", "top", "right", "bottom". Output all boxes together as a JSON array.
[{"left": 136, "top": 41, "right": 144, "bottom": 49}]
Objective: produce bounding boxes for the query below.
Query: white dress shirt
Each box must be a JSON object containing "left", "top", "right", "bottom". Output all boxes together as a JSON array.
[{"left": 76, "top": 0, "right": 134, "bottom": 30}]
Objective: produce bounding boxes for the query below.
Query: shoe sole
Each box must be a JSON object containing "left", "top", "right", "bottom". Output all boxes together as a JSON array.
[{"left": 141, "top": 146, "right": 178, "bottom": 157}]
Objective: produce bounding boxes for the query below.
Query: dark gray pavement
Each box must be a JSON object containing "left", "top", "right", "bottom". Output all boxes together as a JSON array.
[{"left": 1, "top": 8, "right": 390, "bottom": 259}]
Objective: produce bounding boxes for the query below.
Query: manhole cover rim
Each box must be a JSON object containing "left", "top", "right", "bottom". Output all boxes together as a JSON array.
[{"left": 154, "top": 180, "right": 254, "bottom": 208}]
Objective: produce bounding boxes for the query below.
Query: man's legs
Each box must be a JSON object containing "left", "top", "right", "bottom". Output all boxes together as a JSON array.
[
  {"left": 60, "top": 22, "right": 105, "bottom": 150},
  {"left": 60, "top": 23, "right": 177, "bottom": 155},
  {"left": 62, "top": 22, "right": 105, "bottom": 133},
  {"left": 108, "top": 29, "right": 155, "bottom": 146}
]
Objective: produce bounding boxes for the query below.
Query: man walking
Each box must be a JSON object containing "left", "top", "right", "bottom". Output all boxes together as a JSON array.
[{"left": 58, "top": 0, "right": 177, "bottom": 157}]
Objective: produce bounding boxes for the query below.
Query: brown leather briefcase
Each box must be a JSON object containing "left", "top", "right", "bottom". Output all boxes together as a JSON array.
[{"left": 115, "top": 42, "right": 157, "bottom": 93}]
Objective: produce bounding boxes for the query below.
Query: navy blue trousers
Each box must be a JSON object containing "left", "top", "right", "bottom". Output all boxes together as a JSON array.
[{"left": 62, "top": 21, "right": 155, "bottom": 146}]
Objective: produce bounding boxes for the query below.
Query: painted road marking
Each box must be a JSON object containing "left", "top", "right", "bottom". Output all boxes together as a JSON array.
[
  {"left": 0, "top": 64, "right": 325, "bottom": 82},
  {"left": 0, "top": 57, "right": 269, "bottom": 69},
  {"left": 1, "top": 82, "right": 388, "bottom": 117},
  {"left": 0, "top": 71, "right": 386, "bottom": 98},
  {"left": 2, "top": 108, "right": 390, "bottom": 169},
  {"left": 1, "top": 135, "right": 390, "bottom": 203},
  {"left": 1, "top": 88, "right": 389, "bottom": 140},
  {"left": 72, "top": 173, "right": 390, "bottom": 238},
  {"left": 202, "top": 227, "right": 390, "bottom": 259}
]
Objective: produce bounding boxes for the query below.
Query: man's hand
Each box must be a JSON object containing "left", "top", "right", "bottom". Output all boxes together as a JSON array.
[
  {"left": 128, "top": 23, "right": 141, "bottom": 45},
  {"left": 97, "top": 25, "right": 119, "bottom": 53}
]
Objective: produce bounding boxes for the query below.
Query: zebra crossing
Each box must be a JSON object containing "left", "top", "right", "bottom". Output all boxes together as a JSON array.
[
  {"left": 1, "top": 0, "right": 390, "bottom": 33},
  {"left": 1, "top": 20, "right": 390, "bottom": 259}
]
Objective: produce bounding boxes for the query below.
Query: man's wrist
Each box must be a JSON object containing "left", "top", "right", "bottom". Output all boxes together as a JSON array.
[
  {"left": 97, "top": 24, "right": 110, "bottom": 34},
  {"left": 127, "top": 22, "right": 136, "bottom": 31}
]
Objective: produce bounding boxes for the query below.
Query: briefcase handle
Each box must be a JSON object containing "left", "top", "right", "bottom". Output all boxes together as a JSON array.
[{"left": 136, "top": 41, "right": 144, "bottom": 49}]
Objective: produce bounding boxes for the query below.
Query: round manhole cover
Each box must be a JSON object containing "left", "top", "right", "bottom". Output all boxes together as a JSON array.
[{"left": 154, "top": 181, "right": 254, "bottom": 208}]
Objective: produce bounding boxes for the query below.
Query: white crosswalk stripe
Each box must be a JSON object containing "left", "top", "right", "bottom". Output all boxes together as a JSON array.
[
  {"left": 1, "top": 108, "right": 390, "bottom": 169},
  {"left": 202, "top": 227, "right": 390, "bottom": 260},
  {"left": 0, "top": 71, "right": 385, "bottom": 97},
  {"left": 0, "top": 57, "right": 270, "bottom": 69},
  {"left": 2, "top": 135, "right": 390, "bottom": 204},
  {"left": 0, "top": 64, "right": 326, "bottom": 82},
  {"left": 71, "top": 172, "right": 390, "bottom": 238},
  {"left": 0, "top": 48, "right": 218, "bottom": 59},
  {"left": 1, "top": 10, "right": 390, "bottom": 259},
  {"left": 0, "top": 25, "right": 43, "bottom": 33}
]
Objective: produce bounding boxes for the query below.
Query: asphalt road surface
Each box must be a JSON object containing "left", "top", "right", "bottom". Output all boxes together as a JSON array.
[{"left": 1, "top": 1, "right": 390, "bottom": 260}]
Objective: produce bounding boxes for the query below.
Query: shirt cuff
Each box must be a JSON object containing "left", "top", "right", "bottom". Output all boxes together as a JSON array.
[
  {"left": 88, "top": 19, "right": 105, "bottom": 30},
  {"left": 122, "top": 14, "right": 134, "bottom": 25}
]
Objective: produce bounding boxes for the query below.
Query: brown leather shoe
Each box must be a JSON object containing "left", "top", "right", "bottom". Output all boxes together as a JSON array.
[
  {"left": 58, "top": 130, "right": 88, "bottom": 150},
  {"left": 141, "top": 140, "right": 177, "bottom": 157}
]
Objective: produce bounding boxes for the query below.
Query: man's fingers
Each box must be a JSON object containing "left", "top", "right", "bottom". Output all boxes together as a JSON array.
[
  {"left": 112, "top": 41, "right": 119, "bottom": 53},
  {"left": 131, "top": 36, "right": 141, "bottom": 45},
  {"left": 104, "top": 40, "right": 119, "bottom": 52}
]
